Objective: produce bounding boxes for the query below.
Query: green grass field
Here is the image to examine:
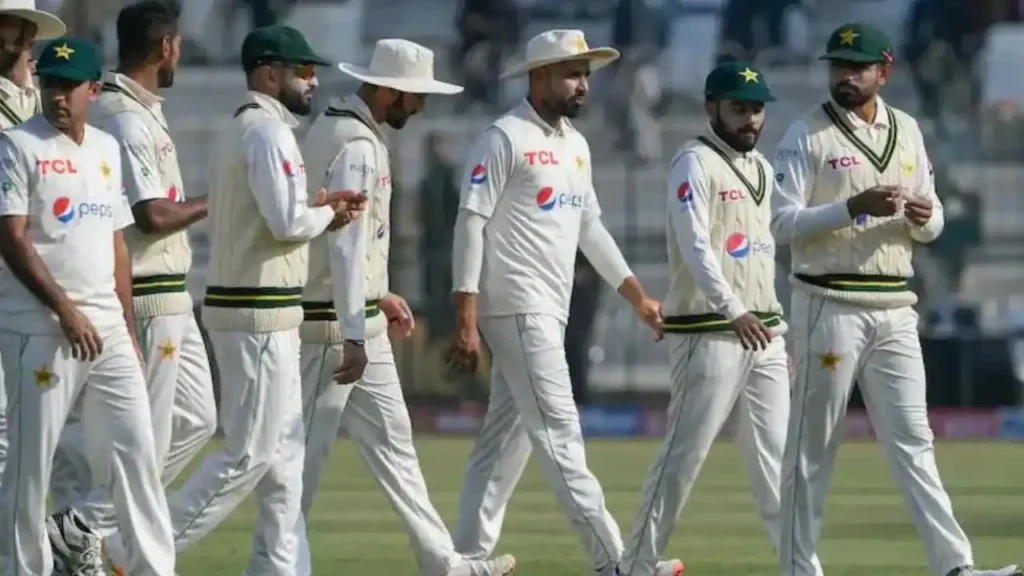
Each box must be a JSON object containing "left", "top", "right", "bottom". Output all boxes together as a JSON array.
[{"left": 176, "top": 439, "right": 1023, "bottom": 575}]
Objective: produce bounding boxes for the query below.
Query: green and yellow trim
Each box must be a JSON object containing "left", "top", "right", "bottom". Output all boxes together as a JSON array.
[
  {"left": 132, "top": 274, "right": 188, "bottom": 297},
  {"left": 697, "top": 135, "right": 767, "bottom": 205},
  {"left": 821, "top": 101, "right": 898, "bottom": 173},
  {"left": 203, "top": 285, "right": 303, "bottom": 309},
  {"left": 0, "top": 98, "right": 27, "bottom": 126},
  {"left": 663, "top": 311, "right": 782, "bottom": 334},
  {"left": 301, "top": 300, "right": 381, "bottom": 322},
  {"left": 795, "top": 273, "right": 908, "bottom": 292}
]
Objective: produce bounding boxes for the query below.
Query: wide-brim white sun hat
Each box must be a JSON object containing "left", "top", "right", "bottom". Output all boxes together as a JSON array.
[
  {"left": 0, "top": 0, "right": 65, "bottom": 40},
  {"left": 501, "top": 29, "right": 620, "bottom": 79},
  {"left": 337, "top": 39, "right": 463, "bottom": 95}
]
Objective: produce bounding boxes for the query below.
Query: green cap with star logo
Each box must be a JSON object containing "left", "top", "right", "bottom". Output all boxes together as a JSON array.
[
  {"left": 704, "top": 61, "right": 775, "bottom": 103},
  {"left": 820, "top": 23, "right": 893, "bottom": 64},
  {"left": 240, "top": 25, "right": 332, "bottom": 72},
  {"left": 35, "top": 37, "right": 102, "bottom": 83}
]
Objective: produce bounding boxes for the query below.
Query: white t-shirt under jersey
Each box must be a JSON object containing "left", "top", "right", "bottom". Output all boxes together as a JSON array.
[{"left": 0, "top": 115, "right": 133, "bottom": 334}]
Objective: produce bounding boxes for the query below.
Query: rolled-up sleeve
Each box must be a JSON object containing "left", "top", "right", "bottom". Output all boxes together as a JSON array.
[
  {"left": 102, "top": 112, "right": 165, "bottom": 206},
  {"left": 243, "top": 120, "right": 334, "bottom": 242},
  {"left": 770, "top": 119, "right": 853, "bottom": 244},
  {"left": 906, "top": 121, "right": 944, "bottom": 243},
  {"left": 325, "top": 139, "right": 376, "bottom": 341},
  {"left": 668, "top": 152, "right": 746, "bottom": 320}
]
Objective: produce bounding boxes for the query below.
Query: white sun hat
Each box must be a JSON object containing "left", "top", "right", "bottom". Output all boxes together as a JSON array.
[
  {"left": 337, "top": 39, "right": 463, "bottom": 95},
  {"left": 501, "top": 29, "right": 620, "bottom": 79},
  {"left": 0, "top": 0, "right": 65, "bottom": 40}
]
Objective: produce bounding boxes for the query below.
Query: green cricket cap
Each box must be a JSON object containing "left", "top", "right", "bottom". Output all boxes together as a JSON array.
[
  {"left": 35, "top": 37, "right": 102, "bottom": 83},
  {"left": 240, "top": 25, "right": 332, "bottom": 71},
  {"left": 704, "top": 61, "right": 775, "bottom": 103},
  {"left": 820, "top": 23, "right": 894, "bottom": 64}
]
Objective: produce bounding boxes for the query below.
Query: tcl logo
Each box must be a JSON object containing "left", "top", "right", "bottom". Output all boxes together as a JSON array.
[
  {"left": 283, "top": 160, "right": 305, "bottom": 177},
  {"left": 524, "top": 151, "right": 559, "bottom": 166},
  {"left": 378, "top": 175, "right": 391, "bottom": 187},
  {"left": 717, "top": 189, "right": 745, "bottom": 202},
  {"left": 37, "top": 158, "right": 78, "bottom": 175},
  {"left": 827, "top": 156, "right": 861, "bottom": 170}
]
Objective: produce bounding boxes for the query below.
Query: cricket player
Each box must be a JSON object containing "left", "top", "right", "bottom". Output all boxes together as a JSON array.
[
  {"left": 772, "top": 23, "right": 1021, "bottom": 576},
  {"left": 290, "top": 38, "right": 516, "bottom": 576},
  {"left": 47, "top": 0, "right": 217, "bottom": 549},
  {"left": 0, "top": 0, "right": 65, "bottom": 487},
  {"left": 101, "top": 24, "right": 362, "bottom": 575},
  {"left": 446, "top": 29, "right": 679, "bottom": 576},
  {"left": 619, "top": 61, "right": 822, "bottom": 576},
  {"left": 0, "top": 37, "right": 174, "bottom": 576}
]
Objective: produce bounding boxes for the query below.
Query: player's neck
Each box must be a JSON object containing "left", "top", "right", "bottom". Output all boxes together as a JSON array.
[
  {"left": 47, "top": 117, "right": 86, "bottom": 144},
  {"left": 526, "top": 95, "right": 561, "bottom": 129},
  {"left": 844, "top": 96, "right": 877, "bottom": 125},
  {"left": 356, "top": 86, "right": 384, "bottom": 123},
  {"left": 116, "top": 65, "right": 160, "bottom": 96}
]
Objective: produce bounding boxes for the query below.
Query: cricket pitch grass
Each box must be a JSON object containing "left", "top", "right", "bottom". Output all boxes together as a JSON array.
[{"left": 176, "top": 439, "right": 1023, "bottom": 575}]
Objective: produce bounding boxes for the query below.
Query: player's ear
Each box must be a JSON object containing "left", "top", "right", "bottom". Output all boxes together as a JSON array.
[
  {"left": 704, "top": 99, "right": 716, "bottom": 118},
  {"left": 87, "top": 80, "right": 101, "bottom": 101}
]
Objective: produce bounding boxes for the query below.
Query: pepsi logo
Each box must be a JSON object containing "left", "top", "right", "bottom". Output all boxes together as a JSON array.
[
  {"left": 470, "top": 164, "right": 487, "bottom": 185},
  {"left": 53, "top": 196, "right": 74, "bottom": 223},
  {"left": 725, "top": 232, "right": 774, "bottom": 258},
  {"left": 677, "top": 182, "right": 693, "bottom": 205},
  {"left": 536, "top": 186, "right": 556, "bottom": 211},
  {"left": 855, "top": 214, "right": 868, "bottom": 226}
]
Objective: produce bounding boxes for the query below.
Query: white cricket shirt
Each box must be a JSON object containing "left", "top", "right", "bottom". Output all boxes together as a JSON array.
[
  {"left": 0, "top": 115, "right": 133, "bottom": 334},
  {"left": 458, "top": 100, "right": 631, "bottom": 321}
]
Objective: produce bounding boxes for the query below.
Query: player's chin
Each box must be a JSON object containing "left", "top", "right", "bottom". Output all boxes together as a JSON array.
[{"left": 564, "top": 101, "right": 584, "bottom": 118}]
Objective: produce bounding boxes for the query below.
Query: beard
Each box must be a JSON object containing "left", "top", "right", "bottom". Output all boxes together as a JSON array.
[
  {"left": 280, "top": 88, "right": 313, "bottom": 116},
  {"left": 830, "top": 83, "right": 872, "bottom": 108},
  {"left": 711, "top": 117, "right": 760, "bottom": 153},
  {"left": 557, "top": 95, "right": 585, "bottom": 118},
  {"left": 157, "top": 65, "right": 175, "bottom": 89}
]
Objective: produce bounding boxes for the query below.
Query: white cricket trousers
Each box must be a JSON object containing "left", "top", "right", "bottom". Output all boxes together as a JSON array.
[
  {"left": 780, "top": 291, "right": 973, "bottom": 576},
  {"left": 621, "top": 333, "right": 810, "bottom": 576},
  {"left": 0, "top": 325, "right": 175, "bottom": 576},
  {"left": 292, "top": 333, "right": 463, "bottom": 576},
  {"left": 165, "top": 328, "right": 305, "bottom": 576},
  {"left": 50, "top": 312, "right": 218, "bottom": 533},
  {"left": 455, "top": 313, "right": 623, "bottom": 571}
]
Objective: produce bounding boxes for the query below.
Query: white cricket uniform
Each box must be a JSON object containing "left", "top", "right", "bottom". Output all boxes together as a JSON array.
[
  {"left": 49, "top": 72, "right": 217, "bottom": 532},
  {"left": 619, "top": 130, "right": 816, "bottom": 576},
  {"left": 452, "top": 100, "right": 634, "bottom": 572},
  {"left": 0, "top": 75, "right": 40, "bottom": 485},
  {"left": 290, "top": 96, "right": 472, "bottom": 576},
  {"left": 0, "top": 115, "right": 174, "bottom": 576},
  {"left": 771, "top": 98, "right": 970, "bottom": 576}
]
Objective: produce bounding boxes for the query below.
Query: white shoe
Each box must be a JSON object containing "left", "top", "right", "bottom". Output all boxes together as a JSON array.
[
  {"left": 446, "top": 554, "right": 517, "bottom": 576},
  {"left": 46, "top": 509, "right": 107, "bottom": 576},
  {"left": 956, "top": 566, "right": 1023, "bottom": 576},
  {"left": 655, "top": 559, "right": 685, "bottom": 576}
]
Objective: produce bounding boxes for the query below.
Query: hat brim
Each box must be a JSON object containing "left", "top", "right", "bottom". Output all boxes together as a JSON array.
[
  {"left": 499, "top": 47, "right": 620, "bottom": 79},
  {"left": 1, "top": 8, "right": 65, "bottom": 40},
  {"left": 336, "top": 62, "right": 464, "bottom": 95},
  {"left": 294, "top": 52, "right": 332, "bottom": 67},
  {"left": 36, "top": 65, "right": 98, "bottom": 83},
  {"left": 819, "top": 49, "right": 884, "bottom": 63}
]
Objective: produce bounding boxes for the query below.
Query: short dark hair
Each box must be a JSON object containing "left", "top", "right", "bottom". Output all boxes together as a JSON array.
[{"left": 116, "top": 0, "right": 181, "bottom": 67}]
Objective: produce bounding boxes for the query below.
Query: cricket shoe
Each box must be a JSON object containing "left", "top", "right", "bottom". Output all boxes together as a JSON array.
[
  {"left": 46, "top": 508, "right": 107, "bottom": 576},
  {"left": 446, "top": 554, "right": 517, "bottom": 576},
  {"left": 948, "top": 566, "right": 1023, "bottom": 576},
  {"left": 654, "top": 559, "right": 684, "bottom": 576}
]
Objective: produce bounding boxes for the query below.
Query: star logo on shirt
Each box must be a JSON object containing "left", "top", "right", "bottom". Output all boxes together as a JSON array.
[
  {"left": 738, "top": 67, "right": 759, "bottom": 83},
  {"left": 838, "top": 29, "right": 858, "bottom": 46},
  {"left": 34, "top": 366, "right": 55, "bottom": 388},
  {"left": 820, "top": 352, "right": 841, "bottom": 371},
  {"left": 158, "top": 340, "right": 176, "bottom": 361},
  {"left": 575, "top": 155, "right": 585, "bottom": 170},
  {"left": 902, "top": 161, "right": 915, "bottom": 175},
  {"left": 53, "top": 43, "right": 75, "bottom": 60},
  {"left": 100, "top": 161, "right": 111, "bottom": 178}
]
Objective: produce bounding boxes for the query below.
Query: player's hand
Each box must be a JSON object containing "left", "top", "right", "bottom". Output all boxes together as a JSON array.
[
  {"left": 847, "top": 185, "right": 902, "bottom": 218},
  {"left": 334, "top": 340, "right": 368, "bottom": 384},
  {"left": 58, "top": 305, "right": 103, "bottom": 361},
  {"left": 380, "top": 293, "right": 415, "bottom": 340},
  {"left": 730, "top": 312, "right": 772, "bottom": 351},
  {"left": 904, "top": 195, "right": 933, "bottom": 226},
  {"left": 445, "top": 325, "right": 481, "bottom": 373},
  {"left": 633, "top": 297, "right": 664, "bottom": 341},
  {"left": 318, "top": 189, "right": 368, "bottom": 231}
]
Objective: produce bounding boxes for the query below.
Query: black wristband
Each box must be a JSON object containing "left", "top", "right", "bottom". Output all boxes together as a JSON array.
[{"left": 344, "top": 339, "right": 365, "bottom": 347}]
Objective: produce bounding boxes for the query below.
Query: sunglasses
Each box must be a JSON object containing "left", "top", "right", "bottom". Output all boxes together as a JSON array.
[{"left": 291, "top": 63, "right": 316, "bottom": 80}]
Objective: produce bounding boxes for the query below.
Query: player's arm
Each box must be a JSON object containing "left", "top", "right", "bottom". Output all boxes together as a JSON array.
[
  {"left": 0, "top": 137, "right": 75, "bottom": 316},
  {"left": 109, "top": 151, "right": 140, "bottom": 346},
  {"left": 667, "top": 152, "right": 747, "bottom": 320},
  {"left": 104, "top": 112, "right": 206, "bottom": 235},
  {"left": 243, "top": 120, "right": 334, "bottom": 242},
  {"left": 452, "top": 127, "right": 513, "bottom": 329},
  {"left": 770, "top": 119, "right": 854, "bottom": 244},
  {"left": 576, "top": 178, "right": 646, "bottom": 304},
  {"left": 906, "top": 122, "right": 944, "bottom": 243},
  {"left": 326, "top": 139, "right": 375, "bottom": 342}
]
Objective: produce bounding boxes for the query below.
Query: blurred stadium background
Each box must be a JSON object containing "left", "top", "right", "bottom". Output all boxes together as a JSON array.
[{"left": 48, "top": 0, "right": 1024, "bottom": 439}]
